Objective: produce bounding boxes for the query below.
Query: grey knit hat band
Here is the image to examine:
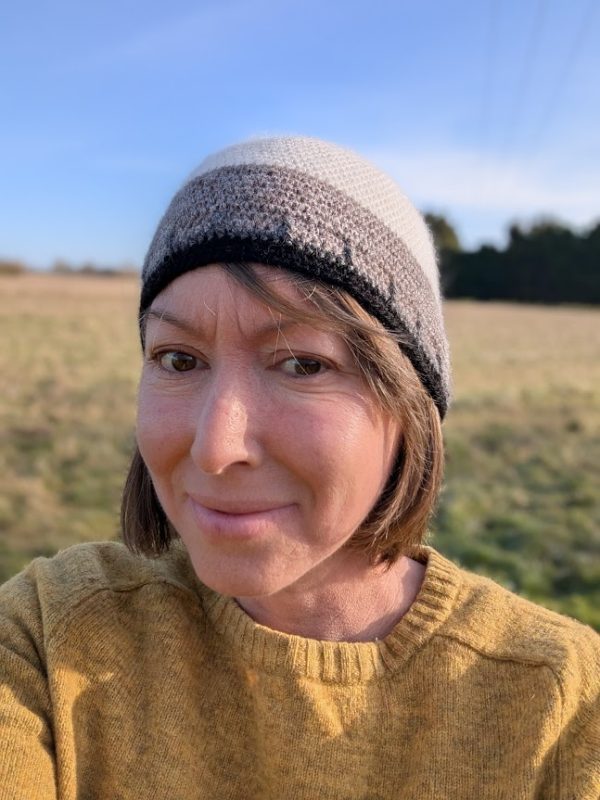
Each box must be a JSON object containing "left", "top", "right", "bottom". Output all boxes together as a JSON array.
[{"left": 141, "top": 138, "right": 451, "bottom": 417}]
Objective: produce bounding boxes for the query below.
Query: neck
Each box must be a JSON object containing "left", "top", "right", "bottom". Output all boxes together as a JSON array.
[{"left": 236, "top": 553, "right": 426, "bottom": 642}]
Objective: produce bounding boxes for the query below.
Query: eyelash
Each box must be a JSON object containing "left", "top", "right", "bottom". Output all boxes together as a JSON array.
[{"left": 150, "top": 351, "right": 330, "bottom": 377}]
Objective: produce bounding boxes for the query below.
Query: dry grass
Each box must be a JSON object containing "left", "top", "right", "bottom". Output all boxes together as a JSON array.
[
  {"left": 1, "top": 274, "right": 139, "bottom": 568},
  {"left": 446, "top": 301, "right": 600, "bottom": 402}
]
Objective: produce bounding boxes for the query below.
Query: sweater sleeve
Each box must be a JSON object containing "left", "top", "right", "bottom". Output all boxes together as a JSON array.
[
  {"left": 553, "top": 624, "right": 600, "bottom": 799},
  {"left": 0, "top": 567, "right": 57, "bottom": 800}
]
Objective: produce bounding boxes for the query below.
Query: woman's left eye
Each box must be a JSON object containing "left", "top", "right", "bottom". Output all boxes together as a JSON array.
[
  {"left": 279, "top": 357, "right": 327, "bottom": 376},
  {"left": 157, "top": 351, "right": 198, "bottom": 372}
]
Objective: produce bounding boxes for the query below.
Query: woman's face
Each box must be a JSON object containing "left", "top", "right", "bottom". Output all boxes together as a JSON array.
[{"left": 137, "top": 265, "right": 401, "bottom": 599}]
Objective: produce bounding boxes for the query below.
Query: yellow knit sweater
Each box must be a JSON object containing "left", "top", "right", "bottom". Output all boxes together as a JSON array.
[{"left": 0, "top": 541, "right": 598, "bottom": 799}]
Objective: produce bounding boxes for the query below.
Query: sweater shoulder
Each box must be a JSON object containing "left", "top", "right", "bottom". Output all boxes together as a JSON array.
[
  {"left": 438, "top": 556, "right": 600, "bottom": 683},
  {"left": 0, "top": 540, "right": 198, "bottom": 643}
]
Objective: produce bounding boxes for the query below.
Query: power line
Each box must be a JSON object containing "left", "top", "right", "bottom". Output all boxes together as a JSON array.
[
  {"left": 502, "top": 0, "right": 548, "bottom": 154},
  {"left": 479, "top": 0, "right": 502, "bottom": 205},
  {"left": 530, "top": 0, "right": 598, "bottom": 148},
  {"left": 480, "top": 0, "right": 501, "bottom": 154}
]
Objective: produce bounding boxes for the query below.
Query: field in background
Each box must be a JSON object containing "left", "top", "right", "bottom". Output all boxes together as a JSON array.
[{"left": 2, "top": 274, "right": 599, "bottom": 628}]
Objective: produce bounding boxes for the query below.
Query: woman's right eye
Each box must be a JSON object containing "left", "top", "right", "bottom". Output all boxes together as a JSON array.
[{"left": 157, "top": 351, "right": 198, "bottom": 372}]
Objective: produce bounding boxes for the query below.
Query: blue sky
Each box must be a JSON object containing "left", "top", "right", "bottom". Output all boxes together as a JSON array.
[{"left": 2, "top": 0, "right": 599, "bottom": 268}]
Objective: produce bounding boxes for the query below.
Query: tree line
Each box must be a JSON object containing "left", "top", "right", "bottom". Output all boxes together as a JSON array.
[
  {"left": 0, "top": 259, "right": 137, "bottom": 277},
  {"left": 426, "top": 214, "right": 600, "bottom": 305}
]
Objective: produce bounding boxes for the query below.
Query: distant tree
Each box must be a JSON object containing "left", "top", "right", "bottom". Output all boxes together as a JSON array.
[
  {"left": 52, "top": 259, "right": 73, "bottom": 274},
  {"left": 114, "top": 262, "right": 140, "bottom": 276},
  {"left": 445, "top": 245, "right": 505, "bottom": 300},
  {"left": 0, "top": 259, "right": 27, "bottom": 275},
  {"left": 444, "top": 217, "right": 600, "bottom": 304},
  {"left": 424, "top": 213, "right": 461, "bottom": 293},
  {"left": 507, "top": 218, "right": 584, "bottom": 303},
  {"left": 424, "top": 212, "right": 461, "bottom": 253}
]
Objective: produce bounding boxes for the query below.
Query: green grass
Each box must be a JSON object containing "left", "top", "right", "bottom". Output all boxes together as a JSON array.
[
  {"left": 434, "top": 301, "right": 600, "bottom": 628},
  {"left": 2, "top": 276, "right": 599, "bottom": 628},
  {"left": 0, "top": 274, "right": 139, "bottom": 571}
]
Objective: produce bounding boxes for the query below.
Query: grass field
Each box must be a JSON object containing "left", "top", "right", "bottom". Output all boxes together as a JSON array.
[{"left": 1, "top": 273, "right": 599, "bottom": 628}]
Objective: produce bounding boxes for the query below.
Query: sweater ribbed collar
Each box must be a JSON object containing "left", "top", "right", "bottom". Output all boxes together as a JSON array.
[{"left": 191, "top": 547, "right": 461, "bottom": 685}]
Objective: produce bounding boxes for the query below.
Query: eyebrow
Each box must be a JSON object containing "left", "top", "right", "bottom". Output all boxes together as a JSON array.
[{"left": 142, "top": 307, "right": 304, "bottom": 341}]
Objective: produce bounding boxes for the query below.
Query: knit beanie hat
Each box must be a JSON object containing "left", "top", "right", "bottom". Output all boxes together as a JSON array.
[{"left": 141, "top": 136, "right": 451, "bottom": 418}]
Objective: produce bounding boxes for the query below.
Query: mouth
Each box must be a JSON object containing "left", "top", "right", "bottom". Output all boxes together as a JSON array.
[
  {"left": 200, "top": 505, "right": 287, "bottom": 518},
  {"left": 189, "top": 495, "right": 289, "bottom": 515},
  {"left": 187, "top": 497, "right": 294, "bottom": 539}
]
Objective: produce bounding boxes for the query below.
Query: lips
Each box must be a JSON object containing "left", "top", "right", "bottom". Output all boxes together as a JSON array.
[
  {"left": 187, "top": 495, "right": 295, "bottom": 540},
  {"left": 188, "top": 495, "right": 289, "bottom": 515}
]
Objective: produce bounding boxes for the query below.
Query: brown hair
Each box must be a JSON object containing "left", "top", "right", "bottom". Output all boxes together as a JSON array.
[{"left": 121, "top": 262, "right": 445, "bottom": 564}]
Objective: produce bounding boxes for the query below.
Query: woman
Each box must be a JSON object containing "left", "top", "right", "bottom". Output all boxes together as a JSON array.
[{"left": 1, "top": 136, "right": 598, "bottom": 799}]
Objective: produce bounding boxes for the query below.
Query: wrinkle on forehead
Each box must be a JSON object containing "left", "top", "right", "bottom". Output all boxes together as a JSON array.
[{"left": 144, "top": 266, "right": 328, "bottom": 348}]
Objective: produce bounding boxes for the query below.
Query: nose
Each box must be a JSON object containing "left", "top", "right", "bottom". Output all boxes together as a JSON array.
[{"left": 189, "top": 369, "right": 261, "bottom": 475}]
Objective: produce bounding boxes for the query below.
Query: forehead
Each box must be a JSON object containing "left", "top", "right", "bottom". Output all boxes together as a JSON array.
[
  {"left": 157, "top": 263, "right": 300, "bottom": 302},
  {"left": 144, "top": 263, "right": 332, "bottom": 338}
]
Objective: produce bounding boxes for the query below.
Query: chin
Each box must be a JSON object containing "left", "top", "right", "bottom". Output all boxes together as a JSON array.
[{"left": 185, "top": 548, "right": 292, "bottom": 600}]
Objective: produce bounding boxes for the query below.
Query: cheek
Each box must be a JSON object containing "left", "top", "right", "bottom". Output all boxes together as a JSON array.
[
  {"left": 136, "top": 380, "right": 191, "bottom": 476},
  {"left": 298, "top": 407, "right": 397, "bottom": 498},
  {"left": 326, "top": 407, "right": 393, "bottom": 458},
  {"left": 342, "top": 413, "right": 400, "bottom": 500}
]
